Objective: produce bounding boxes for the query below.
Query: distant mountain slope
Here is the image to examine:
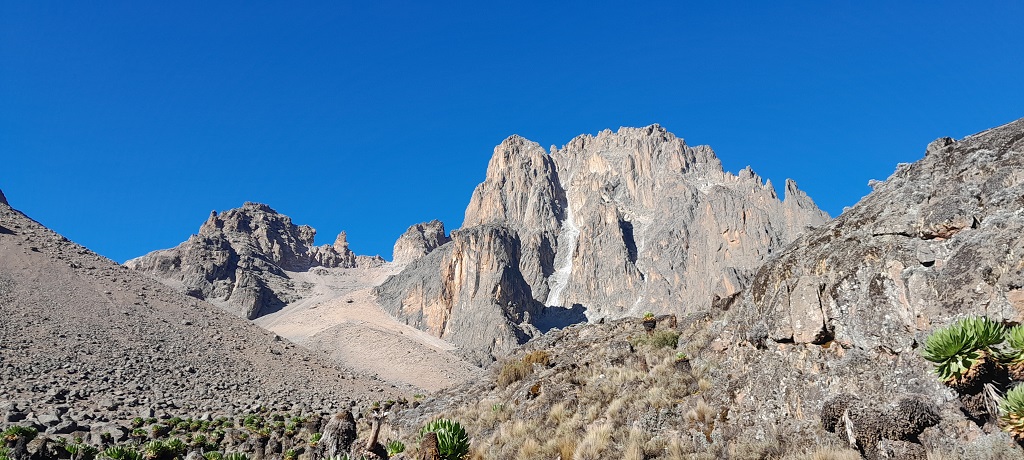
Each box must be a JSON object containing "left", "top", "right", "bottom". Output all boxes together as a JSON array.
[
  {"left": 375, "top": 125, "right": 829, "bottom": 363},
  {"left": 126, "top": 202, "right": 384, "bottom": 319},
  {"left": 0, "top": 197, "right": 400, "bottom": 425}
]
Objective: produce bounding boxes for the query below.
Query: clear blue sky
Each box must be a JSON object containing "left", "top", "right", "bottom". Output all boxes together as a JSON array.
[{"left": 2, "top": 2, "right": 1022, "bottom": 262}]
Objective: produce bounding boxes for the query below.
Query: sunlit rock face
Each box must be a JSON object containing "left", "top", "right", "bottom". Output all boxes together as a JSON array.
[
  {"left": 377, "top": 125, "right": 828, "bottom": 363},
  {"left": 737, "top": 117, "right": 1024, "bottom": 352},
  {"left": 392, "top": 220, "right": 450, "bottom": 266}
]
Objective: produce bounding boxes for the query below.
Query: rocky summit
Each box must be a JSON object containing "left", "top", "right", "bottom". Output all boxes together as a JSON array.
[
  {"left": 391, "top": 220, "right": 450, "bottom": 266},
  {"left": 126, "top": 202, "right": 384, "bottom": 319},
  {"left": 375, "top": 125, "right": 829, "bottom": 363},
  {"left": 393, "top": 118, "right": 1024, "bottom": 459},
  {"left": 9, "top": 117, "right": 1024, "bottom": 460}
]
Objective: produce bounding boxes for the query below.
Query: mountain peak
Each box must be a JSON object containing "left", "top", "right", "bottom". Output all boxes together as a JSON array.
[{"left": 128, "top": 202, "right": 381, "bottom": 318}]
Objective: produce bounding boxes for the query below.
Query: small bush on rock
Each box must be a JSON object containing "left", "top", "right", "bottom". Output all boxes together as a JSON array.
[{"left": 631, "top": 330, "right": 680, "bottom": 349}]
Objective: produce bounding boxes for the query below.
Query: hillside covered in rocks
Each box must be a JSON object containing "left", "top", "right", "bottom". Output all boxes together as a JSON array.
[
  {"left": 0, "top": 197, "right": 402, "bottom": 440},
  {"left": 375, "top": 125, "right": 830, "bottom": 364},
  {"left": 391, "top": 117, "right": 1024, "bottom": 459}
]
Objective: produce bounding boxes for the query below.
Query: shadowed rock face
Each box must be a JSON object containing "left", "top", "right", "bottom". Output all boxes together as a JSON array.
[
  {"left": 127, "top": 202, "right": 383, "bottom": 319},
  {"left": 376, "top": 125, "right": 829, "bottom": 363}
]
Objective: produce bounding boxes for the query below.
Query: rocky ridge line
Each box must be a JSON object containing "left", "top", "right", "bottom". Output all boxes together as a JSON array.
[
  {"left": 375, "top": 124, "right": 830, "bottom": 363},
  {"left": 127, "top": 202, "right": 384, "bottom": 319}
]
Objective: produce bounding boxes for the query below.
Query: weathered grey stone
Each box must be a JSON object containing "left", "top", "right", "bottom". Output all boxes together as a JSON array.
[
  {"left": 741, "top": 118, "right": 1024, "bottom": 352},
  {"left": 392, "top": 220, "right": 450, "bottom": 265}
]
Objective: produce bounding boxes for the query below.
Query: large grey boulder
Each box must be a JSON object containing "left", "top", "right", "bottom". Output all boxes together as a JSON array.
[{"left": 703, "top": 117, "right": 1024, "bottom": 456}]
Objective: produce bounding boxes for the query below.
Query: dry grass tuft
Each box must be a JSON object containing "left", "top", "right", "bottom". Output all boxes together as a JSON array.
[
  {"left": 631, "top": 330, "right": 681, "bottom": 349},
  {"left": 497, "top": 350, "right": 551, "bottom": 387},
  {"left": 523, "top": 350, "right": 551, "bottom": 365},
  {"left": 781, "top": 448, "right": 862, "bottom": 460},
  {"left": 574, "top": 422, "right": 613, "bottom": 460}
]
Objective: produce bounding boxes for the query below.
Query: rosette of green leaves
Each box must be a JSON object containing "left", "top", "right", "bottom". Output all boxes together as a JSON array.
[
  {"left": 1001, "top": 324, "right": 1024, "bottom": 362},
  {"left": 419, "top": 419, "right": 469, "bottom": 460},
  {"left": 385, "top": 439, "right": 405, "bottom": 456},
  {"left": 922, "top": 316, "right": 1005, "bottom": 382},
  {"left": 1000, "top": 384, "right": 1024, "bottom": 439}
]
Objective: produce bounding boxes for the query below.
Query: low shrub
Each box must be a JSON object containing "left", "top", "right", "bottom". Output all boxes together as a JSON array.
[{"left": 631, "top": 330, "right": 680, "bottom": 349}]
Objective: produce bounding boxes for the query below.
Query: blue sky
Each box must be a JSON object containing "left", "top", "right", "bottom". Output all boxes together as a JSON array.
[{"left": 2, "top": 1, "right": 1022, "bottom": 262}]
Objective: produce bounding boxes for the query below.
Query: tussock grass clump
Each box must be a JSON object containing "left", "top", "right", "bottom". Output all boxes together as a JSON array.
[
  {"left": 631, "top": 330, "right": 680, "bottom": 349},
  {"left": 497, "top": 350, "right": 550, "bottom": 387}
]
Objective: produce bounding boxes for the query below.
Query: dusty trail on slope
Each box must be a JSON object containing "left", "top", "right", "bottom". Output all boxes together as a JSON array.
[{"left": 255, "top": 265, "right": 482, "bottom": 393}]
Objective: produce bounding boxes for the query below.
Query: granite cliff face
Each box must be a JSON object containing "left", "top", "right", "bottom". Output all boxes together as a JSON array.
[
  {"left": 376, "top": 125, "right": 829, "bottom": 362},
  {"left": 127, "top": 202, "right": 383, "bottom": 319}
]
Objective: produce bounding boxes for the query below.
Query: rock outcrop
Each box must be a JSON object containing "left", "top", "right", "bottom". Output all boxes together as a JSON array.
[
  {"left": 704, "top": 117, "right": 1024, "bottom": 457},
  {"left": 392, "top": 220, "right": 450, "bottom": 265},
  {"left": 0, "top": 187, "right": 7, "bottom": 205},
  {"left": 127, "top": 202, "right": 383, "bottom": 319},
  {"left": 738, "top": 117, "right": 1024, "bottom": 351},
  {"left": 376, "top": 125, "right": 829, "bottom": 362}
]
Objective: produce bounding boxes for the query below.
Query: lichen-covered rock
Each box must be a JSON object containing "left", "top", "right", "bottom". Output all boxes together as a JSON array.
[{"left": 707, "top": 118, "right": 1024, "bottom": 458}]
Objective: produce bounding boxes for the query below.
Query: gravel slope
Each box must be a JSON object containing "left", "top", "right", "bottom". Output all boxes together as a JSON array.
[{"left": 0, "top": 200, "right": 401, "bottom": 428}]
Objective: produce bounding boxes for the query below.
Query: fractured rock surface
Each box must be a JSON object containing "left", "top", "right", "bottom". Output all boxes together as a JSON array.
[
  {"left": 706, "top": 117, "right": 1024, "bottom": 457},
  {"left": 739, "top": 117, "right": 1024, "bottom": 352}
]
